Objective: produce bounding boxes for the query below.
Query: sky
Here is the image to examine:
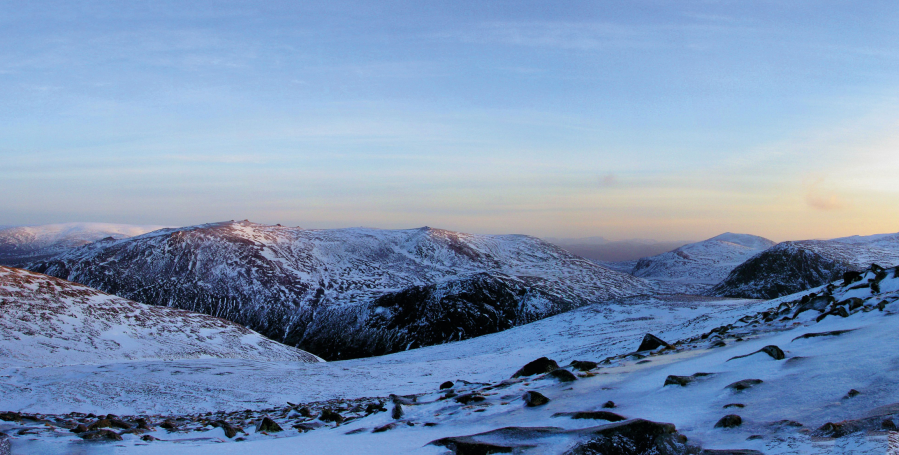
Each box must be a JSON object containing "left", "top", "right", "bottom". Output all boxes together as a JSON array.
[{"left": 1, "top": 1, "right": 898, "bottom": 242}]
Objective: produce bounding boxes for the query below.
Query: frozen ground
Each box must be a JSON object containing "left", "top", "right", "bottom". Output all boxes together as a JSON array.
[{"left": 3, "top": 268, "right": 899, "bottom": 454}]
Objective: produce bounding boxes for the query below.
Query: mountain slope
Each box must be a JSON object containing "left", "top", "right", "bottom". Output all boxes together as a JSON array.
[
  {"left": 630, "top": 233, "right": 775, "bottom": 287},
  {"left": 0, "top": 222, "right": 166, "bottom": 266},
  {"left": 26, "top": 220, "right": 652, "bottom": 360},
  {"left": 0, "top": 265, "right": 321, "bottom": 367},
  {"left": 711, "top": 232, "right": 899, "bottom": 299}
]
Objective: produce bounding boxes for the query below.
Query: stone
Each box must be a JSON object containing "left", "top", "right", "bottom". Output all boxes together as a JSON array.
[
  {"left": 455, "top": 393, "right": 486, "bottom": 405},
  {"left": 843, "top": 271, "right": 863, "bottom": 286},
  {"left": 70, "top": 423, "right": 89, "bottom": 433},
  {"left": 319, "top": 409, "right": 344, "bottom": 423},
  {"left": 602, "top": 401, "right": 616, "bottom": 409},
  {"left": 637, "top": 333, "right": 672, "bottom": 351},
  {"left": 844, "top": 389, "right": 861, "bottom": 399},
  {"left": 439, "top": 381, "right": 454, "bottom": 390},
  {"left": 216, "top": 420, "right": 241, "bottom": 438},
  {"left": 552, "top": 411, "right": 627, "bottom": 422},
  {"left": 725, "top": 379, "right": 763, "bottom": 392},
  {"left": 665, "top": 372, "right": 715, "bottom": 387},
  {"left": 255, "top": 416, "right": 283, "bottom": 433},
  {"left": 715, "top": 415, "right": 743, "bottom": 428},
  {"left": 372, "top": 423, "right": 400, "bottom": 433},
  {"left": 570, "top": 360, "right": 599, "bottom": 371},
  {"left": 159, "top": 420, "right": 178, "bottom": 430},
  {"left": 723, "top": 403, "right": 745, "bottom": 409},
  {"left": 512, "top": 357, "right": 560, "bottom": 378},
  {"left": 365, "top": 402, "right": 386, "bottom": 414},
  {"left": 299, "top": 406, "right": 313, "bottom": 417},
  {"left": 392, "top": 403, "right": 404, "bottom": 420},
  {"left": 140, "top": 434, "right": 158, "bottom": 442},
  {"left": 522, "top": 391, "right": 550, "bottom": 407},
  {"left": 293, "top": 422, "right": 325, "bottom": 432},
  {"left": 728, "top": 345, "right": 784, "bottom": 361},
  {"left": 87, "top": 418, "right": 112, "bottom": 430},
  {"left": 80, "top": 429, "right": 124, "bottom": 441},
  {"left": 549, "top": 369, "right": 577, "bottom": 382},
  {"left": 108, "top": 418, "right": 132, "bottom": 430},
  {"left": 791, "top": 329, "right": 853, "bottom": 341}
]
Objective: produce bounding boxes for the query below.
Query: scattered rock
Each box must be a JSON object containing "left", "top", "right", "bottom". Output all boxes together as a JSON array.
[
  {"left": 294, "top": 422, "right": 325, "bottom": 432},
  {"left": 372, "top": 422, "right": 399, "bottom": 433},
  {"left": 141, "top": 434, "right": 159, "bottom": 441},
  {"left": 365, "top": 403, "right": 386, "bottom": 414},
  {"left": 80, "top": 429, "right": 124, "bottom": 441},
  {"left": 570, "top": 360, "right": 598, "bottom": 371},
  {"left": 723, "top": 403, "right": 745, "bottom": 409},
  {"left": 455, "top": 393, "right": 486, "bottom": 405},
  {"left": 392, "top": 403, "right": 404, "bottom": 420},
  {"left": 522, "top": 391, "right": 550, "bottom": 407},
  {"left": 664, "top": 372, "right": 715, "bottom": 387},
  {"left": 512, "top": 357, "right": 560, "bottom": 378},
  {"left": 159, "top": 420, "right": 178, "bottom": 430},
  {"left": 714, "top": 415, "right": 743, "bottom": 428},
  {"left": 344, "top": 428, "right": 367, "bottom": 435},
  {"left": 728, "top": 345, "right": 784, "bottom": 361},
  {"left": 255, "top": 416, "right": 282, "bottom": 433},
  {"left": 726, "top": 379, "right": 763, "bottom": 392},
  {"left": 108, "top": 418, "right": 132, "bottom": 430},
  {"left": 549, "top": 369, "right": 577, "bottom": 382},
  {"left": 70, "top": 423, "right": 89, "bottom": 433},
  {"left": 216, "top": 420, "right": 241, "bottom": 438},
  {"left": 87, "top": 418, "right": 112, "bottom": 430},
  {"left": 845, "top": 389, "right": 861, "bottom": 399},
  {"left": 319, "top": 409, "right": 344, "bottom": 423},
  {"left": 552, "top": 411, "right": 626, "bottom": 422},
  {"left": 883, "top": 420, "right": 897, "bottom": 431},
  {"left": 439, "top": 381, "right": 454, "bottom": 390},
  {"left": 637, "top": 333, "right": 672, "bottom": 351},
  {"left": 0, "top": 412, "right": 20, "bottom": 422},
  {"left": 843, "top": 271, "right": 863, "bottom": 286},
  {"left": 602, "top": 401, "right": 616, "bottom": 409},
  {"left": 299, "top": 407, "right": 313, "bottom": 417},
  {"left": 791, "top": 330, "right": 853, "bottom": 341}
]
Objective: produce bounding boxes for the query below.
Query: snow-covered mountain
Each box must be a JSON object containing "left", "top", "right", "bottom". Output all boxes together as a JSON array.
[
  {"left": 0, "top": 266, "right": 321, "bottom": 368},
  {"left": 711, "top": 232, "right": 899, "bottom": 299},
  {"left": 3, "top": 262, "right": 898, "bottom": 454},
  {"left": 630, "top": 233, "right": 776, "bottom": 289},
  {"left": 0, "top": 222, "right": 166, "bottom": 266},
  {"left": 26, "top": 220, "right": 652, "bottom": 360}
]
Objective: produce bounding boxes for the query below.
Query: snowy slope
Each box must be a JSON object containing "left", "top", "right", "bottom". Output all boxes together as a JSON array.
[
  {"left": 711, "top": 232, "right": 899, "bottom": 299},
  {"left": 26, "top": 220, "right": 653, "bottom": 360},
  {"left": 3, "top": 265, "right": 899, "bottom": 454},
  {"left": 0, "top": 222, "right": 166, "bottom": 266},
  {"left": 630, "top": 233, "right": 775, "bottom": 288},
  {"left": 0, "top": 266, "right": 321, "bottom": 368}
]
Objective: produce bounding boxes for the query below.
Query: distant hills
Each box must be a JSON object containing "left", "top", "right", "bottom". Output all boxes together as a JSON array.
[
  {"left": 25, "top": 221, "right": 652, "bottom": 360},
  {"left": 544, "top": 237, "right": 690, "bottom": 262},
  {"left": 0, "top": 222, "right": 167, "bottom": 266}
]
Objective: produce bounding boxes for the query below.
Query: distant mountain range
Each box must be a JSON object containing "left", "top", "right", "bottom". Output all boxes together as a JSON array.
[
  {"left": 630, "top": 233, "right": 776, "bottom": 288},
  {"left": 0, "top": 222, "right": 167, "bottom": 266},
  {"left": 712, "top": 233, "right": 899, "bottom": 299},
  {"left": 25, "top": 221, "right": 652, "bottom": 360},
  {"left": 0, "top": 265, "right": 321, "bottom": 368}
]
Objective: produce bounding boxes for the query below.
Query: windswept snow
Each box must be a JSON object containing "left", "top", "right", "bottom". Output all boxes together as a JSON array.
[{"left": 0, "top": 266, "right": 321, "bottom": 368}]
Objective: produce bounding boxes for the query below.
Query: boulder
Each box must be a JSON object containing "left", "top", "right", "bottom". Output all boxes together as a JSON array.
[
  {"left": 87, "top": 418, "right": 112, "bottom": 430},
  {"left": 439, "top": 381, "right": 454, "bottom": 390},
  {"left": 714, "top": 415, "right": 742, "bottom": 428},
  {"left": 392, "top": 403, "right": 404, "bottom": 420},
  {"left": 216, "top": 420, "right": 241, "bottom": 438},
  {"left": 844, "top": 389, "right": 861, "bottom": 399},
  {"left": 843, "top": 271, "right": 863, "bottom": 286},
  {"left": 372, "top": 422, "right": 399, "bottom": 433},
  {"left": 638, "top": 334, "right": 672, "bottom": 352},
  {"left": 140, "top": 435, "right": 158, "bottom": 442},
  {"left": 455, "top": 393, "right": 486, "bottom": 405},
  {"left": 570, "top": 360, "right": 599, "bottom": 371},
  {"left": 549, "top": 369, "right": 578, "bottom": 382},
  {"left": 664, "top": 372, "right": 715, "bottom": 387},
  {"left": 512, "top": 357, "right": 560, "bottom": 378},
  {"left": 726, "top": 379, "right": 763, "bottom": 392},
  {"left": 602, "top": 401, "right": 616, "bottom": 409},
  {"left": 255, "top": 416, "right": 283, "bottom": 433},
  {"left": 159, "top": 420, "right": 178, "bottom": 430},
  {"left": 522, "top": 391, "right": 550, "bottom": 407},
  {"left": 319, "top": 409, "right": 344, "bottom": 423},
  {"left": 70, "top": 423, "right": 89, "bottom": 433}
]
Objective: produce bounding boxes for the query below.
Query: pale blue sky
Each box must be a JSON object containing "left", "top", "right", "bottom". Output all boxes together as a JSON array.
[{"left": 2, "top": 1, "right": 898, "bottom": 240}]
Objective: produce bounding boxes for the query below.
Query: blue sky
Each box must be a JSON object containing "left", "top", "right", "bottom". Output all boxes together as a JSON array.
[{"left": 2, "top": 1, "right": 898, "bottom": 241}]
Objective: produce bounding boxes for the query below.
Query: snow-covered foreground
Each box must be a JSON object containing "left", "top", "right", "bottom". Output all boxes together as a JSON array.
[
  {"left": 3, "top": 267, "right": 899, "bottom": 454},
  {"left": 0, "top": 266, "right": 321, "bottom": 368}
]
